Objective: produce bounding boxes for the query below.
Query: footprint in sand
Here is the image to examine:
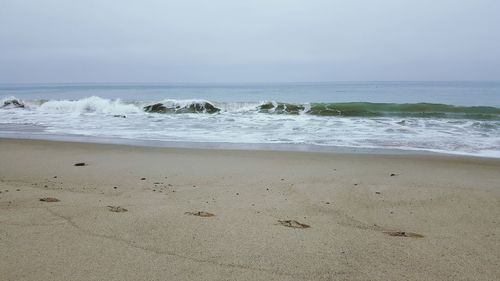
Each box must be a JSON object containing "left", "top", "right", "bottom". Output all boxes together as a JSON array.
[
  {"left": 384, "top": 231, "right": 424, "bottom": 238},
  {"left": 185, "top": 211, "right": 215, "bottom": 217},
  {"left": 107, "top": 206, "right": 128, "bottom": 212},
  {"left": 40, "top": 197, "right": 60, "bottom": 202},
  {"left": 278, "top": 220, "right": 310, "bottom": 229}
]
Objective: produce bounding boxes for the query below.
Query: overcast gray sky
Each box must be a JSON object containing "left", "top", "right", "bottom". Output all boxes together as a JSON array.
[{"left": 1, "top": 0, "right": 499, "bottom": 83}]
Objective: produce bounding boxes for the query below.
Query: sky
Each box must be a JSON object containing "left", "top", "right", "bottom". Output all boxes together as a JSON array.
[{"left": 0, "top": 0, "right": 499, "bottom": 83}]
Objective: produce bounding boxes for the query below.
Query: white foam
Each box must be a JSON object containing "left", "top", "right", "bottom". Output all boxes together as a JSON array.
[
  {"left": 38, "top": 96, "right": 142, "bottom": 115},
  {"left": 1, "top": 96, "right": 499, "bottom": 158}
]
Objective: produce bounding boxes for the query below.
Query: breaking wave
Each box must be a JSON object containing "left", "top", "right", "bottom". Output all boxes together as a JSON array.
[{"left": 2, "top": 96, "right": 499, "bottom": 120}]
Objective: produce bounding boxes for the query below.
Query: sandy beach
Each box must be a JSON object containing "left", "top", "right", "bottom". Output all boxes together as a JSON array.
[{"left": 0, "top": 138, "right": 499, "bottom": 281}]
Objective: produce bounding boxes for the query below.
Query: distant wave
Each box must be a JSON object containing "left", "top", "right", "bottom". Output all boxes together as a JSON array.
[{"left": 2, "top": 96, "right": 500, "bottom": 120}]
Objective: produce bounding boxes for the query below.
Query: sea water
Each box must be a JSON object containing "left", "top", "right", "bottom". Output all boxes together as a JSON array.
[{"left": 1, "top": 81, "right": 499, "bottom": 157}]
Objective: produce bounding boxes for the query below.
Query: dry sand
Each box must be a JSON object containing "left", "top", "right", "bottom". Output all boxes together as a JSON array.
[{"left": 0, "top": 138, "right": 499, "bottom": 281}]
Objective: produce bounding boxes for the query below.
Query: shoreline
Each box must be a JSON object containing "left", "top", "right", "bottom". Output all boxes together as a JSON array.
[
  {"left": 1, "top": 133, "right": 498, "bottom": 160},
  {"left": 1, "top": 138, "right": 499, "bottom": 280}
]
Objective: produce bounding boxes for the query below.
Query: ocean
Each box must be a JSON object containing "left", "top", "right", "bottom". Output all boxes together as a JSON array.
[{"left": 1, "top": 81, "right": 499, "bottom": 157}]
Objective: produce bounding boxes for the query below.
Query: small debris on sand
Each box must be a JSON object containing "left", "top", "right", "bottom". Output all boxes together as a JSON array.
[
  {"left": 384, "top": 231, "right": 424, "bottom": 238},
  {"left": 140, "top": 178, "right": 146, "bottom": 180},
  {"left": 74, "top": 162, "right": 86, "bottom": 166},
  {"left": 185, "top": 211, "right": 215, "bottom": 217},
  {"left": 390, "top": 173, "right": 398, "bottom": 177},
  {"left": 40, "top": 197, "right": 60, "bottom": 202},
  {"left": 375, "top": 191, "right": 381, "bottom": 194},
  {"left": 278, "top": 220, "right": 310, "bottom": 229},
  {"left": 113, "top": 186, "right": 118, "bottom": 189},
  {"left": 107, "top": 206, "right": 128, "bottom": 212}
]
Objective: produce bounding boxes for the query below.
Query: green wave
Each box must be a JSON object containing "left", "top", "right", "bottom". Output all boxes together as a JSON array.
[{"left": 258, "top": 102, "right": 500, "bottom": 120}]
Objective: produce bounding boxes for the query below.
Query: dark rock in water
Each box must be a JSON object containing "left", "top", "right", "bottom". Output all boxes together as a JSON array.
[
  {"left": 74, "top": 162, "right": 86, "bottom": 166},
  {"left": 2, "top": 99, "right": 25, "bottom": 108},
  {"left": 113, "top": 115, "right": 126, "bottom": 118},
  {"left": 144, "top": 102, "right": 220, "bottom": 114}
]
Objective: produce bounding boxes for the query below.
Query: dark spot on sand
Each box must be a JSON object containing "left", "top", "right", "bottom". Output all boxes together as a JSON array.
[
  {"left": 384, "top": 231, "right": 424, "bottom": 238},
  {"left": 44, "top": 185, "right": 48, "bottom": 188},
  {"left": 236, "top": 193, "right": 239, "bottom": 195},
  {"left": 325, "top": 202, "right": 330, "bottom": 204},
  {"left": 53, "top": 176, "right": 57, "bottom": 178},
  {"left": 140, "top": 178, "right": 146, "bottom": 180},
  {"left": 185, "top": 211, "right": 215, "bottom": 217},
  {"left": 281, "top": 178, "right": 285, "bottom": 181},
  {"left": 16, "top": 189, "right": 20, "bottom": 191},
  {"left": 108, "top": 206, "right": 128, "bottom": 212},
  {"left": 153, "top": 182, "right": 162, "bottom": 184},
  {"left": 74, "top": 162, "right": 86, "bottom": 166},
  {"left": 167, "top": 184, "right": 172, "bottom": 186},
  {"left": 354, "top": 183, "right": 358, "bottom": 186},
  {"left": 40, "top": 197, "right": 60, "bottom": 202},
  {"left": 390, "top": 173, "right": 398, "bottom": 177},
  {"left": 375, "top": 191, "right": 381, "bottom": 194},
  {"left": 278, "top": 220, "right": 310, "bottom": 229},
  {"left": 113, "top": 186, "right": 118, "bottom": 189}
]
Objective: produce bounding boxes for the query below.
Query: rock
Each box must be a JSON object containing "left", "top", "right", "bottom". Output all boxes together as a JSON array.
[
  {"left": 74, "top": 162, "right": 86, "bottom": 166},
  {"left": 113, "top": 115, "right": 126, "bottom": 118},
  {"left": 40, "top": 197, "right": 60, "bottom": 202},
  {"left": 278, "top": 220, "right": 310, "bottom": 229},
  {"left": 2, "top": 99, "right": 25, "bottom": 108}
]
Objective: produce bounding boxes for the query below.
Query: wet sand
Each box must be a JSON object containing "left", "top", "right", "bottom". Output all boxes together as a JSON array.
[{"left": 1, "top": 138, "right": 499, "bottom": 281}]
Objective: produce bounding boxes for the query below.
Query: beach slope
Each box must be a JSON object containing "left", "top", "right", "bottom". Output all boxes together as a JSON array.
[{"left": 1, "top": 139, "right": 499, "bottom": 281}]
